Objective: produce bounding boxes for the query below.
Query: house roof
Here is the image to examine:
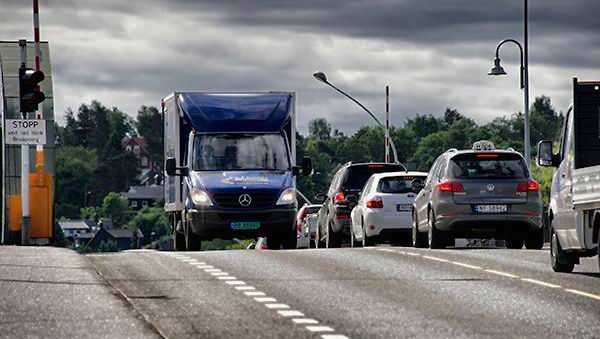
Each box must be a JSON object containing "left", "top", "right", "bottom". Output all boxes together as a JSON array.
[
  {"left": 122, "top": 137, "right": 149, "bottom": 153},
  {"left": 121, "top": 185, "right": 163, "bottom": 200},
  {"left": 106, "top": 229, "right": 144, "bottom": 239},
  {"left": 58, "top": 219, "right": 95, "bottom": 231}
]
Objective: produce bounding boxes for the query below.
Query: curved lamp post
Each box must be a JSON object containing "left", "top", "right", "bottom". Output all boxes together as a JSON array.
[{"left": 312, "top": 71, "right": 399, "bottom": 163}]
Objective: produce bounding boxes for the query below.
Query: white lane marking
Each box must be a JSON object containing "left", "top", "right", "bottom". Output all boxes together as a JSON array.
[
  {"left": 484, "top": 269, "right": 519, "bottom": 278},
  {"left": 451, "top": 262, "right": 482, "bottom": 270},
  {"left": 278, "top": 310, "right": 304, "bottom": 317},
  {"left": 244, "top": 291, "right": 265, "bottom": 296},
  {"left": 211, "top": 272, "right": 229, "bottom": 276},
  {"left": 564, "top": 289, "right": 600, "bottom": 301},
  {"left": 204, "top": 268, "right": 221, "bottom": 272},
  {"left": 225, "top": 280, "right": 246, "bottom": 285},
  {"left": 217, "top": 276, "right": 236, "bottom": 280},
  {"left": 265, "top": 303, "right": 290, "bottom": 309},
  {"left": 196, "top": 265, "right": 214, "bottom": 269},
  {"left": 235, "top": 286, "right": 255, "bottom": 291},
  {"left": 396, "top": 251, "right": 407, "bottom": 255},
  {"left": 322, "top": 335, "right": 350, "bottom": 339},
  {"left": 405, "top": 252, "right": 420, "bottom": 256},
  {"left": 521, "top": 278, "right": 561, "bottom": 288},
  {"left": 377, "top": 248, "right": 396, "bottom": 252},
  {"left": 293, "top": 318, "right": 319, "bottom": 324},
  {"left": 422, "top": 255, "right": 450, "bottom": 262},
  {"left": 254, "top": 297, "right": 277, "bottom": 303},
  {"left": 306, "top": 326, "right": 334, "bottom": 332}
]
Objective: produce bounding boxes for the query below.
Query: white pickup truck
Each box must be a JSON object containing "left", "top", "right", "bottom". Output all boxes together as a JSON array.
[{"left": 537, "top": 78, "right": 600, "bottom": 273}]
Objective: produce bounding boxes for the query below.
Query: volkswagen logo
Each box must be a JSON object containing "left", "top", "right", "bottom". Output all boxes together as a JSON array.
[
  {"left": 238, "top": 194, "right": 252, "bottom": 207},
  {"left": 486, "top": 184, "right": 495, "bottom": 192}
]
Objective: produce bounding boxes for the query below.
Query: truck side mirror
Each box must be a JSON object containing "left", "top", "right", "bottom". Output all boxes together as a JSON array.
[
  {"left": 166, "top": 157, "right": 177, "bottom": 176},
  {"left": 537, "top": 140, "right": 556, "bottom": 167},
  {"left": 302, "top": 156, "right": 313, "bottom": 176},
  {"left": 411, "top": 178, "right": 425, "bottom": 192},
  {"left": 314, "top": 193, "right": 327, "bottom": 204}
]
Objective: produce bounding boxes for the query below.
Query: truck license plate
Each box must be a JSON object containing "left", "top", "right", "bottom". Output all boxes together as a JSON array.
[
  {"left": 230, "top": 221, "right": 260, "bottom": 230},
  {"left": 397, "top": 204, "right": 412, "bottom": 211},
  {"left": 475, "top": 205, "right": 507, "bottom": 213}
]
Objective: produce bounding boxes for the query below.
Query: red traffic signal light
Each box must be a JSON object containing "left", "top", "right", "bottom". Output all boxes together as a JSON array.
[{"left": 19, "top": 66, "right": 45, "bottom": 113}]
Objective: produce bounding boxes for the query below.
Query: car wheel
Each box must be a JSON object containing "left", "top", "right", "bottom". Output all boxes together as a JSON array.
[
  {"left": 173, "top": 220, "right": 186, "bottom": 251},
  {"left": 412, "top": 213, "right": 428, "bottom": 248},
  {"left": 524, "top": 227, "right": 544, "bottom": 250},
  {"left": 550, "top": 230, "right": 575, "bottom": 273},
  {"left": 184, "top": 220, "right": 202, "bottom": 251},
  {"left": 428, "top": 210, "right": 446, "bottom": 249},
  {"left": 506, "top": 237, "right": 524, "bottom": 249}
]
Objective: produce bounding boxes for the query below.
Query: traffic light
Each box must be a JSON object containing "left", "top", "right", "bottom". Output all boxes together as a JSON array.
[{"left": 19, "top": 65, "right": 45, "bottom": 113}]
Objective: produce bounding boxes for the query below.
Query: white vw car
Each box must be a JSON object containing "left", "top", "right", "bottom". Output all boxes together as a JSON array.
[{"left": 350, "top": 171, "right": 428, "bottom": 247}]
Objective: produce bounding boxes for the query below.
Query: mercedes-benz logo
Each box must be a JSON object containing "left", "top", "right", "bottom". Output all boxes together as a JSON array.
[
  {"left": 486, "top": 184, "right": 495, "bottom": 192},
  {"left": 238, "top": 194, "right": 252, "bottom": 207}
]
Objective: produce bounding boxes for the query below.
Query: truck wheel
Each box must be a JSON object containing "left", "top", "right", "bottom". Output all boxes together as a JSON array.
[
  {"left": 524, "top": 228, "right": 544, "bottom": 250},
  {"left": 173, "top": 221, "right": 186, "bottom": 251},
  {"left": 281, "top": 227, "right": 297, "bottom": 250},
  {"left": 267, "top": 233, "right": 282, "bottom": 250},
  {"left": 428, "top": 210, "right": 447, "bottom": 249},
  {"left": 185, "top": 221, "right": 202, "bottom": 251},
  {"left": 550, "top": 231, "right": 575, "bottom": 273},
  {"left": 413, "top": 213, "right": 428, "bottom": 248},
  {"left": 327, "top": 222, "right": 342, "bottom": 248},
  {"left": 506, "top": 238, "right": 523, "bottom": 249}
]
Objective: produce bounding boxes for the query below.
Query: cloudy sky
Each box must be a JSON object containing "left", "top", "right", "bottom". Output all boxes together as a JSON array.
[{"left": 2, "top": 0, "right": 599, "bottom": 133}]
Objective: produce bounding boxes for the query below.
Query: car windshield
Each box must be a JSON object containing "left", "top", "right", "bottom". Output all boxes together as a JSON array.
[
  {"left": 342, "top": 164, "right": 406, "bottom": 190},
  {"left": 449, "top": 153, "right": 527, "bottom": 179},
  {"left": 378, "top": 176, "right": 427, "bottom": 193},
  {"left": 193, "top": 134, "right": 290, "bottom": 171}
]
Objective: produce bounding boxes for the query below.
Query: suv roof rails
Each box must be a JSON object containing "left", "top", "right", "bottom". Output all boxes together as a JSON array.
[
  {"left": 444, "top": 148, "right": 458, "bottom": 153},
  {"left": 506, "top": 147, "right": 515, "bottom": 152}
]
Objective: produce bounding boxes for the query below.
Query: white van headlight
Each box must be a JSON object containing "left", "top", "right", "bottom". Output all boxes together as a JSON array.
[
  {"left": 276, "top": 187, "right": 296, "bottom": 205},
  {"left": 191, "top": 188, "right": 213, "bottom": 206}
]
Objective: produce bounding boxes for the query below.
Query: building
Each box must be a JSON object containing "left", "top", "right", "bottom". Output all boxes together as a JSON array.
[
  {"left": 87, "top": 228, "right": 144, "bottom": 251},
  {"left": 122, "top": 137, "right": 161, "bottom": 185},
  {"left": 57, "top": 219, "right": 95, "bottom": 240},
  {"left": 121, "top": 185, "right": 163, "bottom": 210}
]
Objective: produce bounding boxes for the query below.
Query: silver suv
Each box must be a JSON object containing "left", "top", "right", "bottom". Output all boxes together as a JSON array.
[{"left": 412, "top": 141, "right": 544, "bottom": 249}]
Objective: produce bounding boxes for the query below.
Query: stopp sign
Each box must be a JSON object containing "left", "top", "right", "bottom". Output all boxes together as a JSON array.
[{"left": 5, "top": 119, "right": 46, "bottom": 145}]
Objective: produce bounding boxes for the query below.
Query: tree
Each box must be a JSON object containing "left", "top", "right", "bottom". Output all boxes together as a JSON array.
[
  {"left": 100, "top": 192, "right": 132, "bottom": 227},
  {"left": 308, "top": 118, "right": 332, "bottom": 141},
  {"left": 128, "top": 207, "right": 169, "bottom": 246},
  {"left": 443, "top": 108, "right": 463, "bottom": 126},
  {"left": 54, "top": 146, "right": 98, "bottom": 219},
  {"left": 136, "top": 106, "right": 164, "bottom": 170}
]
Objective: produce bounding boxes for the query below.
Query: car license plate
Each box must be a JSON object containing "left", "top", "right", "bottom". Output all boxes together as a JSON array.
[
  {"left": 397, "top": 204, "right": 412, "bottom": 212},
  {"left": 475, "top": 205, "right": 507, "bottom": 213},
  {"left": 230, "top": 221, "right": 260, "bottom": 230}
]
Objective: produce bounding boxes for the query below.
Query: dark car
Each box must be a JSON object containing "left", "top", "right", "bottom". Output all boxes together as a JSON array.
[{"left": 315, "top": 162, "right": 407, "bottom": 248}]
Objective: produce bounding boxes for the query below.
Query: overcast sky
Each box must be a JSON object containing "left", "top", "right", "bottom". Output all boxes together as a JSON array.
[{"left": 2, "top": 0, "right": 599, "bottom": 133}]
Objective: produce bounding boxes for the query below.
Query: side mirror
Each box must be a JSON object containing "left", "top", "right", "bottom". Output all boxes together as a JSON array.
[
  {"left": 411, "top": 178, "right": 425, "bottom": 192},
  {"left": 302, "top": 156, "right": 313, "bottom": 176},
  {"left": 166, "top": 157, "right": 177, "bottom": 176},
  {"left": 537, "top": 140, "right": 556, "bottom": 167},
  {"left": 314, "top": 193, "right": 327, "bottom": 204}
]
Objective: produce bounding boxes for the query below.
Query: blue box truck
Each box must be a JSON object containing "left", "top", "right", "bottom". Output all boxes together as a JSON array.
[{"left": 163, "top": 92, "right": 312, "bottom": 251}]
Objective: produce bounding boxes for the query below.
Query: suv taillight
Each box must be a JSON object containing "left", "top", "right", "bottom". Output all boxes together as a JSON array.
[
  {"left": 437, "top": 181, "right": 464, "bottom": 193},
  {"left": 366, "top": 196, "right": 384, "bottom": 208},
  {"left": 517, "top": 179, "right": 539, "bottom": 192},
  {"left": 334, "top": 192, "right": 346, "bottom": 204}
]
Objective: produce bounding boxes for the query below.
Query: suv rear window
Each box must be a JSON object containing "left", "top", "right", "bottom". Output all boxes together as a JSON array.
[
  {"left": 449, "top": 153, "right": 527, "bottom": 179},
  {"left": 377, "top": 176, "right": 427, "bottom": 193},
  {"left": 341, "top": 164, "right": 406, "bottom": 190}
]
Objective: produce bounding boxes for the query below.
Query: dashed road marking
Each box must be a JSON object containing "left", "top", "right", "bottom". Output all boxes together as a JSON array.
[
  {"left": 322, "top": 335, "right": 350, "bottom": 339},
  {"left": 521, "top": 278, "right": 561, "bottom": 288},
  {"left": 254, "top": 297, "right": 277, "bottom": 303},
  {"left": 564, "top": 289, "right": 600, "bottom": 301},
  {"left": 196, "top": 265, "right": 213, "bottom": 269},
  {"left": 204, "top": 268, "right": 221, "bottom": 272},
  {"left": 306, "top": 326, "right": 335, "bottom": 332},
  {"left": 484, "top": 269, "right": 519, "bottom": 278},
  {"left": 244, "top": 291, "right": 265, "bottom": 296},
  {"left": 225, "top": 280, "right": 246, "bottom": 285},
  {"left": 236, "top": 286, "right": 255, "bottom": 291},
  {"left": 211, "top": 272, "right": 229, "bottom": 276},
  {"left": 278, "top": 310, "right": 304, "bottom": 317},
  {"left": 293, "top": 318, "right": 319, "bottom": 324},
  {"left": 265, "top": 303, "right": 290, "bottom": 309},
  {"left": 217, "top": 276, "right": 236, "bottom": 280}
]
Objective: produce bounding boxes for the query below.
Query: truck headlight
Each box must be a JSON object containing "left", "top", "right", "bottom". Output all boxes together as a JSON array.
[
  {"left": 276, "top": 187, "right": 296, "bottom": 205},
  {"left": 191, "top": 188, "right": 213, "bottom": 207}
]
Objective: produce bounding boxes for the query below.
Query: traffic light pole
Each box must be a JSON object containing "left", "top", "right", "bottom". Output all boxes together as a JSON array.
[{"left": 18, "top": 39, "right": 30, "bottom": 245}]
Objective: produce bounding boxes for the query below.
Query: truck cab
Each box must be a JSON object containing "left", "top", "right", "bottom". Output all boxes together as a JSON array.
[
  {"left": 538, "top": 78, "right": 600, "bottom": 272},
  {"left": 163, "top": 92, "right": 312, "bottom": 251}
]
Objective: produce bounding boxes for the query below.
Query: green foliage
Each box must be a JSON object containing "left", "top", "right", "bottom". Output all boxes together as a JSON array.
[
  {"left": 80, "top": 207, "right": 99, "bottom": 220},
  {"left": 136, "top": 106, "right": 164, "bottom": 170},
  {"left": 97, "top": 239, "right": 120, "bottom": 252},
  {"left": 127, "top": 207, "right": 169, "bottom": 246},
  {"left": 529, "top": 163, "right": 555, "bottom": 205},
  {"left": 54, "top": 146, "right": 98, "bottom": 218},
  {"left": 308, "top": 118, "right": 332, "bottom": 141},
  {"left": 101, "top": 192, "right": 132, "bottom": 227}
]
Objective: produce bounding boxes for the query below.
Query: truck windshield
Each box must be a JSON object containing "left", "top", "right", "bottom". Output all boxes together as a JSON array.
[{"left": 193, "top": 134, "right": 290, "bottom": 171}]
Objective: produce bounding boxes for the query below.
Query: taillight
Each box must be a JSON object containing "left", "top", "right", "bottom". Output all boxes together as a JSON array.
[
  {"left": 366, "top": 196, "right": 384, "bottom": 208},
  {"left": 437, "top": 181, "right": 464, "bottom": 193},
  {"left": 296, "top": 222, "right": 302, "bottom": 231},
  {"left": 334, "top": 192, "right": 346, "bottom": 204},
  {"left": 517, "top": 179, "right": 539, "bottom": 192}
]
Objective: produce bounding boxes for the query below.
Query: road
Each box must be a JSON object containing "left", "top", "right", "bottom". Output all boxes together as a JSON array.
[{"left": 1, "top": 246, "right": 598, "bottom": 338}]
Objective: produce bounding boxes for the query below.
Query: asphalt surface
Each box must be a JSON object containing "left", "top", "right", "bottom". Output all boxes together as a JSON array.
[
  {"left": 83, "top": 246, "right": 599, "bottom": 339},
  {"left": 1, "top": 245, "right": 598, "bottom": 338}
]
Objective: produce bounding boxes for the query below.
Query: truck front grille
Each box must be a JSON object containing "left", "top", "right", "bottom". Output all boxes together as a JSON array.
[{"left": 212, "top": 192, "right": 278, "bottom": 208}]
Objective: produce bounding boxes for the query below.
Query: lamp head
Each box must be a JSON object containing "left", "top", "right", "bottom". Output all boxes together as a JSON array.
[
  {"left": 313, "top": 71, "right": 328, "bottom": 83},
  {"left": 488, "top": 57, "right": 507, "bottom": 76}
]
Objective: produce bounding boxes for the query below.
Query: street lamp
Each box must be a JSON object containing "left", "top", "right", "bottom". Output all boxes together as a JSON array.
[
  {"left": 312, "top": 71, "right": 399, "bottom": 163},
  {"left": 488, "top": 0, "right": 530, "bottom": 163}
]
